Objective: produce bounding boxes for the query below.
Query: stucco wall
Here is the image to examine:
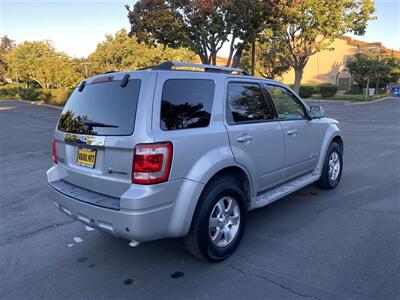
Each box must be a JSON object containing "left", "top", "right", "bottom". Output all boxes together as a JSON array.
[{"left": 280, "top": 38, "right": 362, "bottom": 86}]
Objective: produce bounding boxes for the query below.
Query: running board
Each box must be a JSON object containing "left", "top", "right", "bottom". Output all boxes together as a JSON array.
[{"left": 254, "top": 173, "right": 320, "bottom": 209}]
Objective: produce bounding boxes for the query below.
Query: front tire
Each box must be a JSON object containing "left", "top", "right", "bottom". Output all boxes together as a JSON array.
[
  {"left": 316, "top": 142, "right": 343, "bottom": 189},
  {"left": 184, "top": 176, "right": 246, "bottom": 262}
]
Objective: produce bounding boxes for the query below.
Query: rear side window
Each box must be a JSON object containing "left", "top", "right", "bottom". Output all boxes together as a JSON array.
[
  {"left": 226, "top": 82, "right": 273, "bottom": 123},
  {"left": 160, "top": 79, "right": 215, "bottom": 130},
  {"left": 58, "top": 79, "right": 141, "bottom": 136}
]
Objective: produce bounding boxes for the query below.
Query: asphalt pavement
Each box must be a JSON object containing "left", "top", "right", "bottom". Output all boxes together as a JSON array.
[{"left": 0, "top": 98, "right": 399, "bottom": 299}]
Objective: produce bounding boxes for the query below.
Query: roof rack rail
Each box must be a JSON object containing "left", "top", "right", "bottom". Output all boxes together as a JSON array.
[{"left": 139, "top": 61, "right": 250, "bottom": 76}]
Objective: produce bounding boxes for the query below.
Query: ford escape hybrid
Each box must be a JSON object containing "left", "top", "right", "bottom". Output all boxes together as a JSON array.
[{"left": 47, "top": 62, "right": 343, "bottom": 261}]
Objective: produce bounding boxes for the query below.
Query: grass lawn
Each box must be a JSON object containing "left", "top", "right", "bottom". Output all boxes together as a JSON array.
[{"left": 309, "top": 94, "right": 387, "bottom": 102}]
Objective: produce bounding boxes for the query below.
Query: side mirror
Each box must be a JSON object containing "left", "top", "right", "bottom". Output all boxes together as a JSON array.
[{"left": 310, "top": 106, "right": 325, "bottom": 119}]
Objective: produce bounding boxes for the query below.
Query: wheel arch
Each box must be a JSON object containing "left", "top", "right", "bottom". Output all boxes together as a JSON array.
[
  {"left": 202, "top": 166, "right": 253, "bottom": 211},
  {"left": 331, "top": 135, "right": 344, "bottom": 150},
  {"left": 174, "top": 164, "right": 253, "bottom": 237},
  {"left": 316, "top": 130, "right": 344, "bottom": 177}
]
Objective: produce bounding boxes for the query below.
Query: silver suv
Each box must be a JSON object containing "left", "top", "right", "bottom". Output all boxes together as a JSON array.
[{"left": 47, "top": 62, "right": 343, "bottom": 261}]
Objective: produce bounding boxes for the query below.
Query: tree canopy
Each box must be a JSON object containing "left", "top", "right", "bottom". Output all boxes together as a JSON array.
[
  {"left": 346, "top": 51, "right": 400, "bottom": 90},
  {"left": 88, "top": 29, "right": 196, "bottom": 74},
  {"left": 241, "top": 31, "right": 292, "bottom": 79},
  {"left": 126, "top": 0, "right": 273, "bottom": 67},
  {"left": 0, "top": 35, "right": 15, "bottom": 80},
  {"left": 3, "top": 30, "right": 196, "bottom": 89},
  {"left": 260, "top": 0, "right": 375, "bottom": 92},
  {"left": 5, "top": 41, "right": 83, "bottom": 89}
]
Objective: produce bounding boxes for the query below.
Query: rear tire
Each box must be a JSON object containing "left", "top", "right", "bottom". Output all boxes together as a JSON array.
[
  {"left": 316, "top": 142, "right": 343, "bottom": 189},
  {"left": 184, "top": 176, "right": 246, "bottom": 262}
]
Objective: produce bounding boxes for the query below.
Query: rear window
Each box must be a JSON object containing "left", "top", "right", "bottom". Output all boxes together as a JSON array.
[
  {"left": 227, "top": 82, "right": 273, "bottom": 123},
  {"left": 160, "top": 79, "right": 215, "bottom": 130},
  {"left": 57, "top": 79, "right": 140, "bottom": 136}
]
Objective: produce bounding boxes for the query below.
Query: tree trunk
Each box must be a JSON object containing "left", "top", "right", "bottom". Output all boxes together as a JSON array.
[
  {"left": 199, "top": 53, "right": 208, "bottom": 64},
  {"left": 251, "top": 40, "right": 256, "bottom": 76},
  {"left": 293, "top": 67, "right": 303, "bottom": 93},
  {"left": 211, "top": 51, "right": 217, "bottom": 65},
  {"left": 225, "top": 37, "right": 236, "bottom": 67},
  {"left": 231, "top": 47, "right": 243, "bottom": 68},
  {"left": 32, "top": 78, "right": 46, "bottom": 89},
  {"left": 365, "top": 77, "right": 370, "bottom": 99}
]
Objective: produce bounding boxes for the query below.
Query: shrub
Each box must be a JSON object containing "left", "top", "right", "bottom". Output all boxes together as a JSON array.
[
  {"left": 349, "top": 84, "right": 362, "bottom": 95},
  {"left": 320, "top": 84, "right": 338, "bottom": 98},
  {"left": 299, "top": 85, "right": 315, "bottom": 98},
  {"left": 0, "top": 84, "right": 71, "bottom": 105},
  {"left": 0, "top": 85, "right": 20, "bottom": 99},
  {"left": 44, "top": 89, "right": 72, "bottom": 106},
  {"left": 19, "top": 88, "right": 50, "bottom": 102},
  {"left": 19, "top": 88, "right": 71, "bottom": 105},
  {"left": 376, "top": 88, "right": 387, "bottom": 95}
]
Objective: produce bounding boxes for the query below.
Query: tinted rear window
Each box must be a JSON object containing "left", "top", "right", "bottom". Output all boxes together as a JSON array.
[
  {"left": 57, "top": 79, "right": 140, "bottom": 136},
  {"left": 160, "top": 79, "right": 215, "bottom": 130},
  {"left": 227, "top": 82, "right": 273, "bottom": 123}
]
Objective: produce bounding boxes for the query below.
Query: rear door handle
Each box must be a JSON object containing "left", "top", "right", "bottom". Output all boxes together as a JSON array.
[
  {"left": 287, "top": 129, "right": 297, "bottom": 136},
  {"left": 237, "top": 134, "right": 253, "bottom": 143}
]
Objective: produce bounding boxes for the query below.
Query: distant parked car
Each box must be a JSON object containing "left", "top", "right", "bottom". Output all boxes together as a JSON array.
[
  {"left": 47, "top": 62, "right": 344, "bottom": 261},
  {"left": 388, "top": 85, "right": 400, "bottom": 97}
]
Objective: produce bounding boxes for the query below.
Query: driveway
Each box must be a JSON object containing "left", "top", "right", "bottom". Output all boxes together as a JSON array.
[{"left": 0, "top": 98, "right": 399, "bottom": 299}]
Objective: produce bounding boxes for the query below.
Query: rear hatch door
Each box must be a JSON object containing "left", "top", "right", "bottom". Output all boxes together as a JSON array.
[{"left": 54, "top": 74, "right": 149, "bottom": 198}]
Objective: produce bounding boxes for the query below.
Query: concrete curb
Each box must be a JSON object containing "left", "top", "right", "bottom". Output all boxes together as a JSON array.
[
  {"left": 306, "top": 97, "right": 398, "bottom": 105},
  {"left": 306, "top": 99, "right": 345, "bottom": 104},
  {"left": 17, "top": 99, "right": 63, "bottom": 110},
  {"left": 345, "top": 97, "right": 398, "bottom": 105}
]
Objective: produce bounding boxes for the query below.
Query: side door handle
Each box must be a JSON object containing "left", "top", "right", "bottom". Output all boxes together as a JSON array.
[
  {"left": 287, "top": 129, "right": 297, "bottom": 136},
  {"left": 237, "top": 134, "right": 253, "bottom": 143}
]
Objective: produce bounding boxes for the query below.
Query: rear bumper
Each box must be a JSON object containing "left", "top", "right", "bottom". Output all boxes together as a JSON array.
[{"left": 47, "top": 166, "right": 204, "bottom": 241}]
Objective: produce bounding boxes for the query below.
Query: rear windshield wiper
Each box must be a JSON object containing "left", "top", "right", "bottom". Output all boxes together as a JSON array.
[{"left": 83, "top": 120, "right": 119, "bottom": 128}]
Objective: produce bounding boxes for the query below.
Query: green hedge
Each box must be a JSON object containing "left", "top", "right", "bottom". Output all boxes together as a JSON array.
[
  {"left": 0, "top": 85, "right": 72, "bottom": 105},
  {"left": 20, "top": 88, "right": 72, "bottom": 106},
  {"left": 0, "top": 85, "right": 20, "bottom": 99},
  {"left": 320, "top": 84, "right": 338, "bottom": 98},
  {"left": 19, "top": 88, "right": 51, "bottom": 102},
  {"left": 299, "top": 85, "right": 315, "bottom": 98},
  {"left": 289, "top": 83, "right": 320, "bottom": 95},
  {"left": 47, "top": 89, "right": 72, "bottom": 105},
  {"left": 349, "top": 84, "right": 362, "bottom": 95}
]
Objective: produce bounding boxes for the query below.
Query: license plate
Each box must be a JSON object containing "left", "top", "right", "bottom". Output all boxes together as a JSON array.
[{"left": 77, "top": 148, "right": 97, "bottom": 169}]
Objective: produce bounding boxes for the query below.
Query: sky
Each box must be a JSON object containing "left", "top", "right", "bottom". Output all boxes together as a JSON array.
[{"left": 1, "top": 0, "right": 399, "bottom": 58}]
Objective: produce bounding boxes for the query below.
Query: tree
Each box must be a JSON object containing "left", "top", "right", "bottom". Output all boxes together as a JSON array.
[
  {"left": 223, "top": 0, "right": 274, "bottom": 67},
  {"left": 0, "top": 35, "right": 15, "bottom": 80},
  {"left": 89, "top": 29, "right": 196, "bottom": 74},
  {"left": 5, "top": 41, "right": 83, "bottom": 89},
  {"left": 264, "top": 0, "right": 375, "bottom": 92},
  {"left": 126, "top": 0, "right": 273, "bottom": 67},
  {"left": 346, "top": 50, "right": 400, "bottom": 93},
  {"left": 241, "top": 31, "right": 292, "bottom": 79},
  {"left": 381, "top": 55, "right": 400, "bottom": 87}
]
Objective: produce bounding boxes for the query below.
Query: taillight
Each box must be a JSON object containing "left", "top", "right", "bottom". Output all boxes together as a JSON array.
[
  {"left": 52, "top": 138, "right": 57, "bottom": 164},
  {"left": 132, "top": 142, "right": 173, "bottom": 184}
]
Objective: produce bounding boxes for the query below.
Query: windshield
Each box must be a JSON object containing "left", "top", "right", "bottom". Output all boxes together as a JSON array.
[{"left": 57, "top": 79, "right": 140, "bottom": 136}]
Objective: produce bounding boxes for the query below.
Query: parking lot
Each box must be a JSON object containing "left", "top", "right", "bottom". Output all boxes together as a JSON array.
[{"left": 0, "top": 98, "right": 399, "bottom": 299}]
